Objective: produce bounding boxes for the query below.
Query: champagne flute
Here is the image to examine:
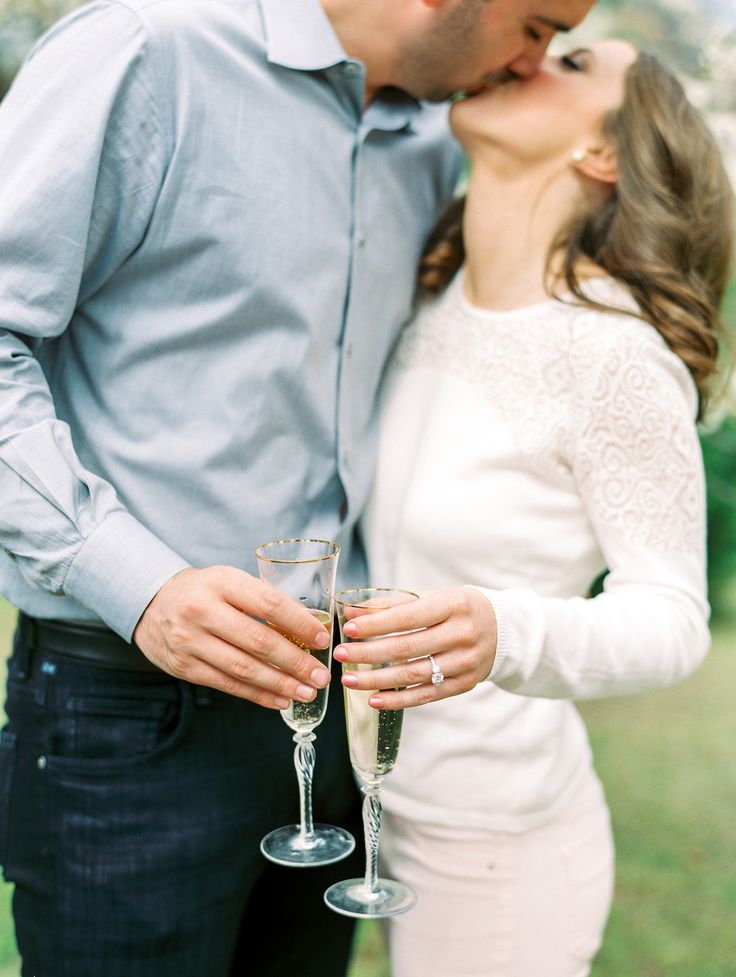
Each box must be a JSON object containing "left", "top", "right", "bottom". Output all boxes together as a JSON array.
[
  {"left": 256, "top": 538, "right": 355, "bottom": 867},
  {"left": 324, "top": 588, "right": 418, "bottom": 918}
]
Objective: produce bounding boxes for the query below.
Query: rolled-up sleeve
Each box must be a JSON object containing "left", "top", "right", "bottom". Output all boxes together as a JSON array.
[{"left": 0, "top": 2, "right": 190, "bottom": 639}]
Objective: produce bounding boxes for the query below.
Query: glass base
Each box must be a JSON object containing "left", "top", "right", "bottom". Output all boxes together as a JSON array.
[
  {"left": 260, "top": 824, "right": 355, "bottom": 867},
  {"left": 323, "top": 877, "right": 417, "bottom": 918}
]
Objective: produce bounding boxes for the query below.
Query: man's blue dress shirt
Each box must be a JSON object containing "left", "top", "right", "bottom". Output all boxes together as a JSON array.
[{"left": 0, "top": 0, "right": 460, "bottom": 639}]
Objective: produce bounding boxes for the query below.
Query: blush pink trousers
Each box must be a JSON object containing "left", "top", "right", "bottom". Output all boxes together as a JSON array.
[{"left": 380, "top": 772, "right": 614, "bottom": 977}]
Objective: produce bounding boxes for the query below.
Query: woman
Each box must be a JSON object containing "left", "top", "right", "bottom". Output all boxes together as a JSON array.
[{"left": 333, "top": 41, "right": 734, "bottom": 977}]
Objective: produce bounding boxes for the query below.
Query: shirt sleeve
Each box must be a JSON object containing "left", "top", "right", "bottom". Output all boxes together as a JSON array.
[
  {"left": 474, "top": 318, "right": 710, "bottom": 700},
  {"left": 0, "top": 2, "right": 190, "bottom": 640}
]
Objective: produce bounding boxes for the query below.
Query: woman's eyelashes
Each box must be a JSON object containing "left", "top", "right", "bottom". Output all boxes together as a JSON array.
[{"left": 561, "top": 52, "right": 588, "bottom": 71}]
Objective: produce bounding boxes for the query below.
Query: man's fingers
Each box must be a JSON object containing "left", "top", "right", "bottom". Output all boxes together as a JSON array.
[
  {"left": 195, "top": 633, "right": 327, "bottom": 703},
  {"left": 184, "top": 658, "right": 292, "bottom": 710},
  {"left": 157, "top": 567, "right": 333, "bottom": 687},
  {"left": 134, "top": 566, "right": 335, "bottom": 698},
  {"left": 219, "top": 569, "right": 332, "bottom": 651},
  {"left": 204, "top": 609, "right": 332, "bottom": 688},
  {"left": 169, "top": 612, "right": 330, "bottom": 702}
]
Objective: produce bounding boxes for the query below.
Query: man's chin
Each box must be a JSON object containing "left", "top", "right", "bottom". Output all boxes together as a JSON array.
[
  {"left": 415, "top": 87, "right": 457, "bottom": 104},
  {"left": 420, "top": 85, "right": 491, "bottom": 104},
  {"left": 450, "top": 73, "right": 517, "bottom": 102},
  {"left": 449, "top": 85, "right": 490, "bottom": 104},
  {"left": 406, "top": 72, "right": 506, "bottom": 104}
]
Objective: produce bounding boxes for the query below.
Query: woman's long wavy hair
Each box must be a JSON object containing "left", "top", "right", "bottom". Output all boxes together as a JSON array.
[{"left": 419, "top": 53, "right": 735, "bottom": 418}]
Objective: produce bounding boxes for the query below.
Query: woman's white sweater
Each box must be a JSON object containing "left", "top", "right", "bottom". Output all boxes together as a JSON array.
[{"left": 362, "top": 271, "right": 710, "bottom": 831}]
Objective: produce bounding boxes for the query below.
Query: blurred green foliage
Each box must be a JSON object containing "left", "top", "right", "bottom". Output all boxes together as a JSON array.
[
  {"left": 702, "top": 421, "right": 736, "bottom": 610},
  {"left": 701, "top": 276, "right": 736, "bottom": 618},
  {"left": 0, "top": 0, "right": 79, "bottom": 96}
]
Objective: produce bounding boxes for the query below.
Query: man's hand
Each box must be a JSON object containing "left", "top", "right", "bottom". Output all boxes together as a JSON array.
[
  {"left": 333, "top": 587, "right": 497, "bottom": 710},
  {"left": 133, "top": 566, "right": 332, "bottom": 709}
]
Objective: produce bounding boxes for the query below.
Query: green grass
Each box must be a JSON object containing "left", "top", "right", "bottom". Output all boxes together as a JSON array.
[
  {"left": 1, "top": 599, "right": 735, "bottom": 976},
  {"left": 581, "top": 620, "right": 736, "bottom": 977}
]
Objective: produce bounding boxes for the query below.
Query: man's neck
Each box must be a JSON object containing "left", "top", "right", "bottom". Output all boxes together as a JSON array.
[{"left": 319, "top": 0, "right": 411, "bottom": 102}]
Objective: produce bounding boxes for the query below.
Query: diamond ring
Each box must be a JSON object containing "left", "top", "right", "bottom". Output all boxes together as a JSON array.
[{"left": 427, "top": 654, "right": 445, "bottom": 686}]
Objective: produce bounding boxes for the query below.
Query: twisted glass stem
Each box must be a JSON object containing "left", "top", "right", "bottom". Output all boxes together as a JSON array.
[
  {"left": 361, "top": 777, "right": 383, "bottom": 897},
  {"left": 293, "top": 730, "right": 317, "bottom": 848}
]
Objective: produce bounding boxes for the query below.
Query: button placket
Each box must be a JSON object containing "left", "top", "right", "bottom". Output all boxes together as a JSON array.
[{"left": 336, "top": 125, "right": 369, "bottom": 487}]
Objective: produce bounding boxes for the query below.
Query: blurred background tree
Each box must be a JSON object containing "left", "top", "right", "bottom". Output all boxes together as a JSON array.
[
  {"left": 0, "top": 0, "right": 81, "bottom": 96},
  {"left": 702, "top": 410, "right": 736, "bottom": 617}
]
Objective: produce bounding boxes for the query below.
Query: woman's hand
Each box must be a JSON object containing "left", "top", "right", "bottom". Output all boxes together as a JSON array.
[{"left": 333, "top": 587, "right": 498, "bottom": 710}]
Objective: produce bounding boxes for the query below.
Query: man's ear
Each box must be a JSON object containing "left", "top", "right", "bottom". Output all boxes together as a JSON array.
[{"left": 572, "top": 144, "right": 619, "bottom": 185}]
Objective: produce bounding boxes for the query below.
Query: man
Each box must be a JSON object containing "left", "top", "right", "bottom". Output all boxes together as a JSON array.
[{"left": 0, "top": 0, "right": 593, "bottom": 974}]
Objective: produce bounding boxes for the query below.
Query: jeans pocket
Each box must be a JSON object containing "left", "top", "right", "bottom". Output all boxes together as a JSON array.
[
  {"left": 0, "top": 727, "right": 17, "bottom": 871},
  {"left": 47, "top": 679, "right": 193, "bottom": 774}
]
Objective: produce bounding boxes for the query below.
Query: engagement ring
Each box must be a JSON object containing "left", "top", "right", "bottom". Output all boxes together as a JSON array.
[{"left": 427, "top": 654, "right": 445, "bottom": 686}]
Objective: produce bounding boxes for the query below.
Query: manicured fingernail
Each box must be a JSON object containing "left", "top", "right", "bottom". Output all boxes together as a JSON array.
[
  {"left": 341, "top": 673, "right": 358, "bottom": 687},
  {"left": 314, "top": 629, "right": 331, "bottom": 649},
  {"left": 275, "top": 697, "right": 290, "bottom": 710},
  {"left": 311, "top": 668, "right": 331, "bottom": 688},
  {"left": 369, "top": 695, "right": 384, "bottom": 708},
  {"left": 296, "top": 684, "right": 316, "bottom": 701},
  {"left": 333, "top": 647, "right": 348, "bottom": 662},
  {"left": 343, "top": 622, "right": 358, "bottom": 637}
]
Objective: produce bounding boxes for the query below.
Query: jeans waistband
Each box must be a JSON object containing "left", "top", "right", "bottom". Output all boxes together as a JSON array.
[{"left": 19, "top": 613, "right": 161, "bottom": 674}]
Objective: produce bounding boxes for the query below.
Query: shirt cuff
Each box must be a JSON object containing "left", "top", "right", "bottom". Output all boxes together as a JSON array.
[{"left": 62, "top": 511, "right": 191, "bottom": 640}]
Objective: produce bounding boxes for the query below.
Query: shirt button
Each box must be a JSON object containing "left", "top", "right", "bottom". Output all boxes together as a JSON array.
[
  {"left": 344, "top": 62, "right": 360, "bottom": 76},
  {"left": 37, "top": 755, "right": 47, "bottom": 770},
  {"left": 346, "top": 343, "right": 353, "bottom": 358},
  {"left": 357, "top": 234, "right": 366, "bottom": 249}
]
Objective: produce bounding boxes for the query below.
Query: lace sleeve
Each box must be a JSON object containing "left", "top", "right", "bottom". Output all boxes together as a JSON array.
[
  {"left": 482, "top": 314, "right": 710, "bottom": 700},
  {"left": 570, "top": 317, "right": 704, "bottom": 557}
]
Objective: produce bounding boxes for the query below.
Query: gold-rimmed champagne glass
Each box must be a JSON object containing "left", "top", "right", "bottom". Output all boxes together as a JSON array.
[
  {"left": 256, "top": 538, "right": 355, "bottom": 867},
  {"left": 324, "top": 588, "right": 418, "bottom": 917}
]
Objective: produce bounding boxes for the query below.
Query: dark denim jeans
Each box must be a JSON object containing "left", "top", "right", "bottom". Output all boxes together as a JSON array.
[{"left": 0, "top": 626, "right": 363, "bottom": 977}]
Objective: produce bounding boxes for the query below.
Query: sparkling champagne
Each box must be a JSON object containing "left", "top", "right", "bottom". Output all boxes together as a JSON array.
[
  {"left": 279, "top": 608, "right": 332, "bottom": 732},
  {"left": 343, "top": 664, "right": 404, "bottom": 779}
]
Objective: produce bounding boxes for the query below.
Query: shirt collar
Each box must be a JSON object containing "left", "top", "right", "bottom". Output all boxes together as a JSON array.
[
  {"left": 260, "top": 0, "right": 347, "bottom": 71},
  {"left": 259, "top": 0, "right": 422, "bottom": 131}
]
